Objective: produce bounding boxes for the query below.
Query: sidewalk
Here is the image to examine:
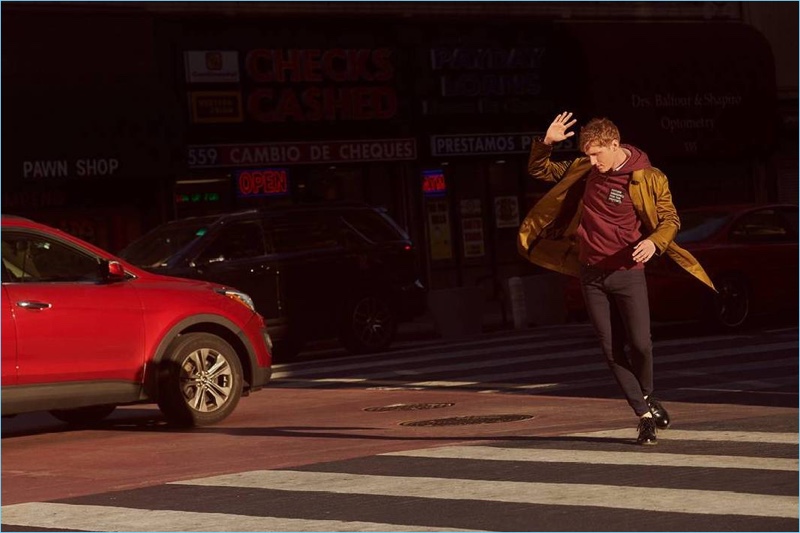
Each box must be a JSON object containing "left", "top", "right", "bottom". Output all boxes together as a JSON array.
[
  {"left": 296, "top": 306, "right": 519, "bottom": 359},
  {"left": 299, "top": 301, "right": 564, "bottom": 357},
  {"left": 398, "top": 273, "right": 576, "bottom": 344},
  {"left": 395, "top": 304, "right": 514, "bottom": 343}
]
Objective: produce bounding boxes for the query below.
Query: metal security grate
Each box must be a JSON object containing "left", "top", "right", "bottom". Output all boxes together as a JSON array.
[
  {"left": 364, "top": 403, "right": 455, "bottom": 412},
  {"left": 400, "top": 414, "right": 534, "bottom": 427}
]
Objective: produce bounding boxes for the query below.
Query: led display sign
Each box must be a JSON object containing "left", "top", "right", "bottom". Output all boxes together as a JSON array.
[
  {"left": 175, "top": 192, "right": 221, "bottom": 204},
  {"left": 236, "top": 168, "right": 290, "bottom": 198},
  {"left": 422, "top": 169, "right": 446, "bottom": 197}
]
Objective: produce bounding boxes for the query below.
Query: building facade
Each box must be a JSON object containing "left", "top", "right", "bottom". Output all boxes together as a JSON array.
[{"left": 2, "top": 2, "right": 791, "bottom": 309}]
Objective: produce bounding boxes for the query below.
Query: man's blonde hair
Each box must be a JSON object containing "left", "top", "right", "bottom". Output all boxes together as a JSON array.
[{"left": 579, "top": 118, "right": 620, "bottom": 152}]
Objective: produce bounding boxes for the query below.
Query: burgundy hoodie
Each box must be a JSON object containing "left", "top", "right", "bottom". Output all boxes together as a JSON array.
[{"left": 577, "top": 144, "right": 652, "bottom": 270}]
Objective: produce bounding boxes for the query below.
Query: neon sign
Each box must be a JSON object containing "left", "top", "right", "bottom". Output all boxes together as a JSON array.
[
  {"left": 422, "top": 169, "right": 446, "bottom": 197},
  {"left": 236, "top": 168, "right": 290, "bottom": 197},
  {"left": 175, "top": 192, "right": 220, "bottom": 204}
]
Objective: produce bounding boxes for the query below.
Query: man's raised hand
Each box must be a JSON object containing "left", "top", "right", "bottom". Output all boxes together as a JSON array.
[{"left": 544, "top": 111, "right": 577, "bottom": 146}]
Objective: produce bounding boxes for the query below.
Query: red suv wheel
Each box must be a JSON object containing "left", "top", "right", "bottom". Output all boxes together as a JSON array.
[{"left": 156, "top": 333, "right": 244, "bottom": 427}]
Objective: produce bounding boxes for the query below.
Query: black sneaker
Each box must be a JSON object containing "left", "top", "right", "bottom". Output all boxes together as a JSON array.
[
  {"left": 637, "top": 416, "right": 657, "bottom": 445},
  {"left": 647, "top": 396, "right": 671, "bottom": 429}
]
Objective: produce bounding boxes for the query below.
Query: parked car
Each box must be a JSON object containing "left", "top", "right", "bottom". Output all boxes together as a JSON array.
[
  {"left": 118, "top": 202, "right": 428, "bottom": 358},
  {"left": 2, "top": 215, "right": 273, "bottom": 426},
  {"left": 564, "top": 203, "right": 798, "bottom": 329}
]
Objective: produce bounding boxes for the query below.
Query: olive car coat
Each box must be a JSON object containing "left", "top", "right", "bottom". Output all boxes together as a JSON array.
[{"left": 517, "top": 141, "right": 715, "bottom": 291}]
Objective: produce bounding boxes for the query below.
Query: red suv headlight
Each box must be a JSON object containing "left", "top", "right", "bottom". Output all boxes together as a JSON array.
[{"left": 215, "top": 288, "right": 256, "bottom": 312}]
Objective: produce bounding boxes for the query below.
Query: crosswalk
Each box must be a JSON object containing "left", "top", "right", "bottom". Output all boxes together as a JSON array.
[
  {"left": 271, "top": 324, "right": 799, "bottom": 406},
  {"left": 2, "top": 325, "right": 796, "bottom": 531},
  {"left": 2, "top": 426, "right": 797, "bottom": 531}
]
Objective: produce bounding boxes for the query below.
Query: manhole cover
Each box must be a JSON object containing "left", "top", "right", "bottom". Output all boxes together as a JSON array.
[
  {"left": 400, "top": 414, "right": 534, "bottom": 427},
  {"left": 364, "top": 403, "right": 455, "bottom": 412}
]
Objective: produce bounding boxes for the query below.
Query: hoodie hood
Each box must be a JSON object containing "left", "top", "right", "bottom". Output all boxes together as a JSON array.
[{"left": 609, "top": 144, "right": 651, "bottom": 176}]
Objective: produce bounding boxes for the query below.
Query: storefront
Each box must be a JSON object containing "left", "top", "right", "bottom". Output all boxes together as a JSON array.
[
  {"left": 3, "top": 8, "right": 781, "bottom": 290},
  {"left": 161, "top": 17, "right": 584, "bottom": 302},
  {"left": 157, "top": 16, "right": 424, "bottom": 252},
  {"left": 1, "top": 7, "right": 176, "bottom": 253},
  {"left": 175, "top": 139, "right": 418, "bottom": 230},
  {"left": 411, "top": 24, "right": 575, "bottom": 295},
  {"left": 408, "top": 20, "right": 778, "bottom": 302},
  {"left": 560, "top": 21, "right": 778, "bottom": 206}
]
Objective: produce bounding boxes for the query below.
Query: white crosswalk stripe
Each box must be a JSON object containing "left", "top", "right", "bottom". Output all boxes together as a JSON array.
[
  {"left": 410, "top": 358, "right": 798, "bottom": 397},
  {"left": 0, "top": 502, "right": 478, "bottom": 532},
  {"left": 276, "top": 333, "right": 747, "bottom": 378},
  {"left": 271, "top": 334, "right": 599, "bottom": 379},
  {"left": 568, "top": 428, "right": 799, "bottom": 444},
  {"left": 273, "top": 330, "right": 798, "bottom": 401},
  {"left": 385, "top": 445, "right": 799, "bottom": 471},
  {"left": 404, "top": 344, "right": 796, "bottom": 389},
  {"left": 173, "top": 469, "right": 797, "bottom": 519}
]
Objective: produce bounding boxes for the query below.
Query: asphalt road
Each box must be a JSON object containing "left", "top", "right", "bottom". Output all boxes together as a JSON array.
[{"left": 2, "top": 322, "right": 797, "bottom": 531}]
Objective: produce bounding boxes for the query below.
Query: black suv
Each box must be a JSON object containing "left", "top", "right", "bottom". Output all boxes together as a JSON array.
[{"left": 119, "top": 203, "right": 427, "bottom": 358}]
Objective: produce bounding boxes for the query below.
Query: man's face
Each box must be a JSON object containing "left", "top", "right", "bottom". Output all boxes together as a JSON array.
[{"left": 584, "top": 140, "right": 619, "bottom": 174}]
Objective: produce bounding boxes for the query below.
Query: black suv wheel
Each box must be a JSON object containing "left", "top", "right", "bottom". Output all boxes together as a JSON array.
[
  {"left": 340, "top": 294, "right": 397, "bottom": 354},
  {"left": 712, "top": 274, "right": 750, "bottom": 330}
]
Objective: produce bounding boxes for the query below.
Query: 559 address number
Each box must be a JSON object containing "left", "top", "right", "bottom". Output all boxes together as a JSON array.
[{"left": 187, "top": 148, "right": 219, "bottom": 167}]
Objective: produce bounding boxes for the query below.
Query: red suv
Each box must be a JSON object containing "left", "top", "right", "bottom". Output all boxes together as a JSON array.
[{"left": 1, "top": 215, "right": 272, "bottom": 426}]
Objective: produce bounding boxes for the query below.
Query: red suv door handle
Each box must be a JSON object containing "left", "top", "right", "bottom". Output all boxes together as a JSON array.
[{"left": 16, "top": 301, "right": 52, "bottom": 310}]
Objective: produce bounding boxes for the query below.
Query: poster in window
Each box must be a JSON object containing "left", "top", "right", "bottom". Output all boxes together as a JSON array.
[
  {"left": 461, "top": 217, "right": 485, "bottom": 258},
  {"left": 494, "top": 195, "right": 520, "bottom": 228},
  {"left": 427, "top": 200, "right": 452, "bottom": 260},
  {"left": 460, "top": 198, "right": 482, "bottom": 217},
  {"left": 189, "top": 91, "right": 243, "bottom": 123}
]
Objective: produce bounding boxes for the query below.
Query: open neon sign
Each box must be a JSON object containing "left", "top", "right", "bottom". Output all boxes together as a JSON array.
[
  {"left": 422, "top": 169, "right": 446, "bottom": 197},
  {"left": 236, "top": 168, "right": 290, "bottom": 197}
]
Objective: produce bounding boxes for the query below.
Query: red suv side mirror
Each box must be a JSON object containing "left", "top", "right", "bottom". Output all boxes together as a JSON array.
[{"left": 104, "top": 260, "right": 127, "bottom": 282}]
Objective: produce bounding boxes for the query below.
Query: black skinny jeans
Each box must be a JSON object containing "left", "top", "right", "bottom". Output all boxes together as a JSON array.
[{"left": 579, "top": 265, "right": 653, "bottom": 417}]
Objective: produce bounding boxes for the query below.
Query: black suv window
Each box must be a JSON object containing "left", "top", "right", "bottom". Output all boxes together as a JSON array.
[
  {"left": 341, "top": 209, "right": 405, "bottom": 243},
  {"left": 269, "top": 216, "right": 340, "bottom": 253},
  {"left": 2, "top": 232, "right": 100, "bottom": 282},
  {"left": 197, "top": 220, "right": 268, "bottom": 262},
  {"left": 118, "top": 215, "right": 218, "bottom": 268}
]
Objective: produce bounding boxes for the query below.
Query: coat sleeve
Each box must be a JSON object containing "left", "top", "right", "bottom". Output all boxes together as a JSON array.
[
  {"left": 527, "top": 139, "right": 574, "bottom": 183},
  {"left": 647, "top": 170, "right": 680, "bottom": 255}
]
